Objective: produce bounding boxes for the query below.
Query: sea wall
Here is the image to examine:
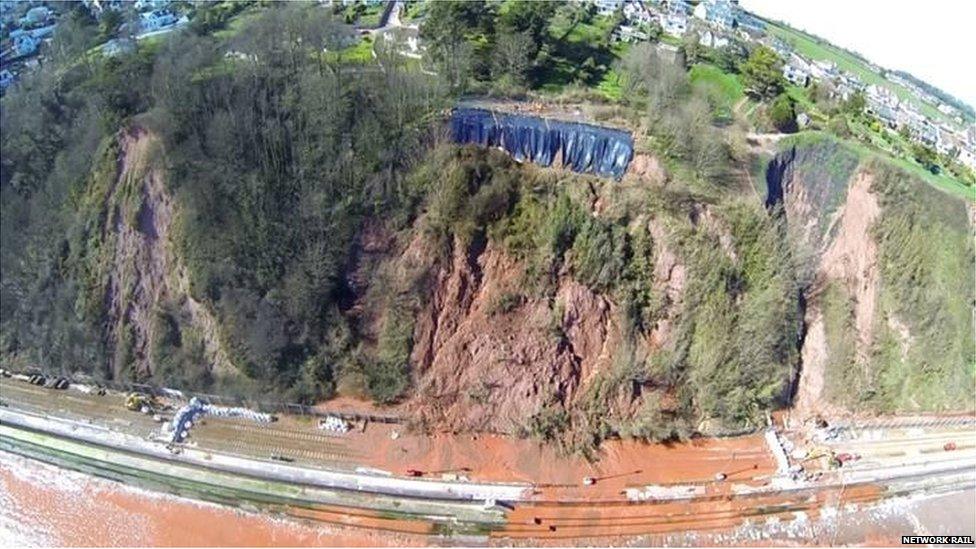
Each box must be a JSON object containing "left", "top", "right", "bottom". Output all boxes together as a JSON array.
[{"left": 450, "top": 108, "right": 634, "bottom": 179}]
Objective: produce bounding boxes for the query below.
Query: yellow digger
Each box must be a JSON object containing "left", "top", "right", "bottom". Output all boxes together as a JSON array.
[{"left": 124, "top": 393, "right": 157, "bottom": 414}]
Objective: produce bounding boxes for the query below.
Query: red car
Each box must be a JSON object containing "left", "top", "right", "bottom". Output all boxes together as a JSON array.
[{"left": 406, "top": 469, "right": 424, "bottom": 477}]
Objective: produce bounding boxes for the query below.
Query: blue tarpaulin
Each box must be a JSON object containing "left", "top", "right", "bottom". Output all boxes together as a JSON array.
[{"left": 450, "top": 108, "right": 634, "bottom": 180}]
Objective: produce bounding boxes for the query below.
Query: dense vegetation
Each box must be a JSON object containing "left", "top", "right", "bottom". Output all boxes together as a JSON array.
[{"left": 1, "top": 4, "right": 449, "bottom": 402}]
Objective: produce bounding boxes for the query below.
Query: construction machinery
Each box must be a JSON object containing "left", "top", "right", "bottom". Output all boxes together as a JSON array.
[{"left": 124, "top": 392, "right": 157, "bottom": 414}]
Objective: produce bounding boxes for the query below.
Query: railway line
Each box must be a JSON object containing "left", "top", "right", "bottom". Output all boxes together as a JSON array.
[{"left": 1, "top": 375, "right": 973, "bottom": 544}]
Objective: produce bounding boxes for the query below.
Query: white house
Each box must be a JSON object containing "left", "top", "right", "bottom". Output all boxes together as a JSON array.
[
  {"left": 809, "top": 60, "right": 838, "bottom": 81},
  {"left": 699, "top": 29, "right": 729, "bottom": 48},
  {"left": 595, "top": 0, "right": 624, "bottom": 16},
  {"left": 693, "top": 0, "right": 735, "bottom": 30},
  {"left": 662, "top": 14, "right": 687, "bottom": 36},
  {"left": 140, "top": 9, "right": 178, "bottom": 32},
  {"left": 615, "top": 24, "right": 650, "bottom": 43},
  {"left": 783, "top": 60, "right": 810, "bottom": 87},
  {"left": 623, "top": 1, "right": 654, "bottom": 25}
]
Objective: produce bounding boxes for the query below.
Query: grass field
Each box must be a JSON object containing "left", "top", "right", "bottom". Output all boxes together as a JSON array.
[
  {"left": 689, "top": 63, "right": 744, "bottom": 120},
  {"left": 690, "top": 64, "right": 744, "bottom": 104}
]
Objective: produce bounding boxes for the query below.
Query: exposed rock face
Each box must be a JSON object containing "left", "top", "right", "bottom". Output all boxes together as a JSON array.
[
  {"left": 102, "top": 129, "right": 230, "bottom": 379},
  {"left": 793, "top": 172, "right": 880, "bottom": 419},
  {"left": 403, "top": 235, "right": 621, "bottom": 434},
  {"left": 765, "top": 140, "right": 895, "bottom": 420}
]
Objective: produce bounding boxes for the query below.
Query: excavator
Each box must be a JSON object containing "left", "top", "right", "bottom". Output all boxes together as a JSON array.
[{"left": 124, "top": 393, "right": 157, "bottom": 414}]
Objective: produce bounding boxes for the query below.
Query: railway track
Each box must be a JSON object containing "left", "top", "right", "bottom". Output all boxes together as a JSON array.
[{"left": 3, "top": 377, "right": 973, "bottom": 544}]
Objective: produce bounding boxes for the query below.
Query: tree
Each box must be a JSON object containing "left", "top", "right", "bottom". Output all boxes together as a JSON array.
[
  {"left": 768, "top": 93, "right": 797, "bottom": 133},
  {"left": 421, "top": 0, "right": 493, "bottom": 63},
  {"left": 98, "top": 9, "right": 123, "bottom": 41},
  {"left": 681, "top": 31, "right": 704, "bottom": 67},
  {"left": 911, "top": 143, "right": 940, "bottom": 173},
  {"left": 492, "top": 30, "right": 533, "bottom": 87},
  {"left": 715, "top": 41, "right": 747, "bottom": 73},
  {"left": 496, "top": 0, "right": 556, "bottom": 59},
  {"left": 842, "top": 90, "right": 866, "bottom": 117},
  {"left": 741, "top": 45, "right": 784, "bottom": 99}
]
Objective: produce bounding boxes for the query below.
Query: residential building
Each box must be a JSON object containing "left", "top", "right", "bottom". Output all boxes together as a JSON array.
[
  {"left": 595, "top": 0, "right": 624, "bottom": 16},
  {"left": 615, "top": 24, "right": 650, "bottom": 43},
  {"left": 736, "top": 12, "right": 765, "bottom": 34},
  {"left": 699, "top": 29, "right": 729, "bottom": 48},
  {"left": 783, "top": 55, "right": 810, "bottom": 86},
  {"left": 693, "top": 0, "right": 735, "bottom": 30},
  {"left": 134, "top": 0, "right": 170, "bottom": 10},
  {"left": 662, "top": 13, "right": 687, "bottom": 36},
  {"left": 809, "top": 60, "right": 838, "bottom": 81},
  {"left": 867, "top": 101, "right": 898, "bottom": 128},
  {"left": 140, "top": 9, "right": 178, "bottom": 32},
  {"left": 666, "top": 0, "right": 692, "bottom": 16},
  {"left": 764, "top": 36, "right": 792, "bottom": 59},
  {"left": 623, "top": 1, "right": 654, "bottom": 25}
]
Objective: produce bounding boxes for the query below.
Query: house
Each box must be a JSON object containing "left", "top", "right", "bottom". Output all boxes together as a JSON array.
[
  {"left": 958, "top": 146, "right": 976, "bottom": 171},
  {"left": 662, "top": 13, "right": 687, "bottom": 36},
  {"left": 623, "top": 1, "right": 654, "bottom": 25},
  {"left": 809, "top": 60, "right": 838, "bottom": 81},
  {"left": 134, "top": 0, "right": 170, "bottom": 10},
  {"left": 699, "top": 29, "right": 729, "bottom": 48},
  {"left": 382, "top": 25, "right": 423, "bottom": 58},
  {"left": 867, "top": 101, "right": 898, "bottom": 128},
  {"left": 615, "top": 24, "right": 650, "bottom": 43},
  {"left": 19, "top": 6, "right": 51, "bottom": 27},
  {"left": 693, "top": 0, "right": 735, "bottom": 30},
  {"left": 736, "top": 12, "right": 765, "bottom": 35},
  {"left": 140, "top": 9, "right": 178, "bottom": 32},
  {"left": 595, "top": 0, "right": 624, "bottom": 16},
  {"left": 783, "top": 56, "right": 810, "bottom": 86},
  {"left": 937, "top": 103, "right": 956, "bottom": 116},
  {"left": 666, "top": 0, "right": 692, "bottom": 16},
  {"left": 765, "top": 36, "right": 792, "bottom": 59}
]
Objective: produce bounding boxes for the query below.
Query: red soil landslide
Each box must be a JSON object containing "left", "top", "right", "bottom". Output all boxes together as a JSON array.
[{"left": 345, "top": 422, "right": 775, "bottom": 498}]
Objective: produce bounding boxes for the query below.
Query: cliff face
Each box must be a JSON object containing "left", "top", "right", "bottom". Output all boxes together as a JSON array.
[
  {"left": 766, "top": 136, "right": 975, "bottom": 415},
  {"left": 79, "top": 129, "right": 232, "bottom": 381},
  {"left": 33, "top": 131, "right": 972, "bottom": 440}
]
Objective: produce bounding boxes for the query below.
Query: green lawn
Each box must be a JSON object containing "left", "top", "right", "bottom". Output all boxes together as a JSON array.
[
  {"left": 329, "top": 36, "right": 375, "bottom": 64},
  {"left": 766, "top": 22, "right": 960, "bottom": 129},
  {"left": 690, "top": 64, "right": 743, "bottom": 103}
]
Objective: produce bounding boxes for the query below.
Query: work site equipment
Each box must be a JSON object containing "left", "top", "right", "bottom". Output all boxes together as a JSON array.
[{"left": 124, "top": 393, "right": 157, "bottom": 413}]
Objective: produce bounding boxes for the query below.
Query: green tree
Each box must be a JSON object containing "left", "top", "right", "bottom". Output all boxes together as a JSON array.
[
  {"left": 492, "top": 30, "right": 533, "bottom": 87},
  {"left": 681, "top": 31, "right": 704, "bottom": 66},
  {"left": 497, "top": 0, "right": 555, "bottom": 59},
  {"left": 768, "top": 93, "right": 797, "bottom": 133},
  {"left": 741, "top": 45, "right": 784, "bottom": 99},
  {"left": 98, "top": 9, "right": 123, "bottom": 41},
  {"left": 842, "top": 90, "right": 866, "bottom": 116},
  {"left": 420, "top": 0, "right": 494, "bottom": 78}
]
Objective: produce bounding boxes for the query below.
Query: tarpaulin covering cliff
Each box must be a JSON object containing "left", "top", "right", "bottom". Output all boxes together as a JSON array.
[{"left": 450, "top": 108, "right": 634, "bottom": 179}]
